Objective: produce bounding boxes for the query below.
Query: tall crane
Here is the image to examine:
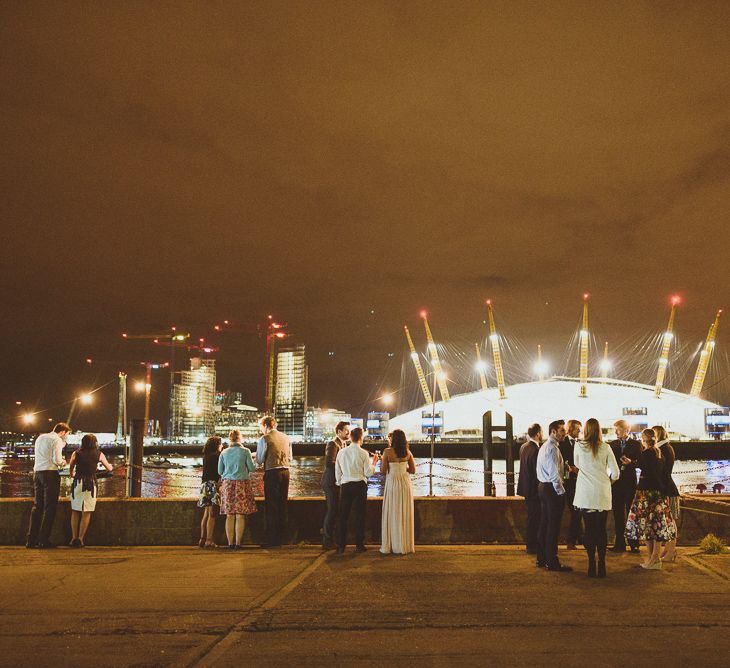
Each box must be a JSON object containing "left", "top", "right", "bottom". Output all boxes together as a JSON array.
[
  {"left": 579, "top": 294, "right": 589, "bottom": 398},
  {"left": 421, "top": 312, "right": 450, "bottom": 402},
  {"left": 404, "top": 326, "right": 433, "bottom": 405},
  {"left": 475, "top": 342, "right": 489, "bottom": 391},
  {"left": 690, "top": 309, "right": 722, "bottom": 398},
  {"left": 116, "top": 372, "right": 127, "bottom": 442},
  {"left": 655, "top": 297, "right": 679, "bottom": 398},
  {"left": 486, "top": 300, "right": 506, "bottom": 400},
  {"left": 537, "top": 345, "right": 545, "bottom": 382}
]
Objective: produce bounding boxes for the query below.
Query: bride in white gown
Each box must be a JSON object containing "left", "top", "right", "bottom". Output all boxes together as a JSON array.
[{"left": 380, "top": 429, "right": 416, "bottom": 554}]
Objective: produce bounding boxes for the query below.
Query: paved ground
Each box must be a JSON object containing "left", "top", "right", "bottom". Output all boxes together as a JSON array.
[{"left": 1, "top": 545, "right": 729, "bottom": 667}]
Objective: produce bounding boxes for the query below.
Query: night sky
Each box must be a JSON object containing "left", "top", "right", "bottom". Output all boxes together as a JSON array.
[{"left": 2, "top": 2, "right": 729, "bottom": 431}]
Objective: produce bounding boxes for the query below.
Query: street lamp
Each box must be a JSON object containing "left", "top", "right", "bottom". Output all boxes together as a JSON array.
[
  {"left": 22, "top": 413, "right": 35, "bottom": 426},
  {"left": 79, "top": 393, "right": 93, "bottom": 406},
  {"left": 382, "top": 392, "right": 394, "bottom": 407}
]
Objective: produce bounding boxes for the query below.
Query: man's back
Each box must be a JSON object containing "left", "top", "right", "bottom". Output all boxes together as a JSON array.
[{"left": 33, "top": 432, "right": 63, "bottom": 472}]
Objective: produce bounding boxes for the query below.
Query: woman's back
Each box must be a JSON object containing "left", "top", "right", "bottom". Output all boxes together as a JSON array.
[
  {"left": 380, "top": 448, "right": 414, "bottom": 555},
  {"left": 219, "top": 445, "right": 254, "bottom": 480},
  {"left": 574, "top": 441, "right": 619, "bottom": 511}
]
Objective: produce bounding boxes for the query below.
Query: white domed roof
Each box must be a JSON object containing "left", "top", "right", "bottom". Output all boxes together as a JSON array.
[{"left": 389, "top": 377, "right": 722, "bottom": 440}]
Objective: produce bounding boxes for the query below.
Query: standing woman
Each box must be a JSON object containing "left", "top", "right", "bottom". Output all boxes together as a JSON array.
[
  {"left": 68, "top": 434, "right": 113, "bottom": 547},
  {"left": 218, "top": 430, "right": 257, "bottom": 549},
  {"left": 198, "top": 436, "right": 222, "bottom": 548},
  {"left": 573, "top": 419, "right": 620, "bottom": 577},
  {"left": 380, "top": 429, "right": 416, "bottom": 555},
  {"left": 653, "top": 425, "right": 679, "bottom": 562},
  {"left": 625, "top": 429, "right": 676, "bottom": 570}
]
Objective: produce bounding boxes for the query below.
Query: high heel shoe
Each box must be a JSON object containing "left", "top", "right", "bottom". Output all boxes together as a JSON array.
[
  {"left": 640, "top": 561, "right": 662, "bottom": 570},
  {"left": 661, "top": 552, "right": 677, "bottom": 563}
]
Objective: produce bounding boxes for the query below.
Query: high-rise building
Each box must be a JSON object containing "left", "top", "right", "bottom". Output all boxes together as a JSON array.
[
  {"left": 172, "top": 357, "right": 217, "bottom": 439},
  {"left": 274, "top": 344, "right": 308, "bottom": 439},
  {"left": 305, "top": 407, "right": 351, "bottom": 442}
]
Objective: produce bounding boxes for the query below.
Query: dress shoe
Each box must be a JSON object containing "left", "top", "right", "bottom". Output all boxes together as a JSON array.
[
  {"left": 37, "top": 542, "right": 56, "bottom": 549},
  {"left": 546, "top": 564, "right": 573, "bottom": 572},
  {"left": 25, "top": 542, "right": 37, "bottom": 549},
  {"left": 355, "top": 545, "right": 367, "bottom": 553},
  {"left": 611, "top": 545, "right": 626, "bottom": 553},
  {"left": 536, "top": 560, "right": 546, "bottom": 568},
  {"left": 69, "top": 538, "right": 82, "bottom": 548}
]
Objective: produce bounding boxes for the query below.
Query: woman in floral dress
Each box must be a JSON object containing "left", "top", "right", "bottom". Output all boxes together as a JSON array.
[{"left": 625, "top": 428, "right": 676, "bottom": 570}]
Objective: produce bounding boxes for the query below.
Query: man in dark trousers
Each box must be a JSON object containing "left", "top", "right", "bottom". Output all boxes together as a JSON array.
[
  {"left": 334, "top": 427, "right": 379, "bottom": 554},
  {"left": 610, "top": 419, "right": 642, "bottom": 552},
  {"left": 536, "top": 419, "right": 572, "bottom": 572},
  {"left": 255, "top": 416, "right": 293, "bottom": 548},
  {"left": 517, "top": 423, "right": 542, "bottom": 554},
  {"left": 26, "top": 422, "right": 71, "bottom": 548},
  {"left": 320, "top": 420, "right": 350, "bottom": 550},
  {"left": 559, "top": 419, "right": 583, "bottom": 550}
]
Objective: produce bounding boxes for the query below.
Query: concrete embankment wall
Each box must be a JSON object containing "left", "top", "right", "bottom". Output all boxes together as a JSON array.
[{"left": 2, "top": 496, "right": 728, "bottom": 546}]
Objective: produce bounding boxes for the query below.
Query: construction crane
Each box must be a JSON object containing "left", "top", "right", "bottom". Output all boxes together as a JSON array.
[
  {"left": 486, "top": 300, "right": 507, "bottom": 400},
  {"left": 475, "top": 343, "right": 488, "bottom": 391},
  {"left": 655, "top": 297, "right": 679, "bottom": 398},
  {"left": 421, "top": 312, "right": 450, "bottom": 402},
  {"left": 690, "top": 309, "right": 722, "bottom": 398},
  {"left": 579, "top": 294, "right": 589, "bottom": 398},
  {"left": 404, "top": 325, "right": 433, "bottom": 405}
]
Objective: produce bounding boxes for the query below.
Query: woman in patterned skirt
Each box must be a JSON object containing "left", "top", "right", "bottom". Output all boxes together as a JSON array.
[
  {"left": 218, "top": 430, "right": 257, "bottom": 549},
  {"left": 653, "top": 425, "right": 680, "bottom": 562},
  {"left": 197, "top": 436, "right": 222, "bottom": 548},
  {"left": 625, "top": 429, "right": 676, "bottom": 570}
]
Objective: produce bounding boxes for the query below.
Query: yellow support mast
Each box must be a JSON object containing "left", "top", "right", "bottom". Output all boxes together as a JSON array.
[
  {"left": 601, "top": 341, "right": 610, "bottom": 381},
  {"left": 690, "top": 309, "right": 722, "bottom": 398},
  {"left": 486, "top": 300, "right": 507, "bottom": 400},
  {"left": 404, "top": 325, "right": 433, "bottom": 405},
  {"left": 421, "top": 312, "right": 450, "bottom": 402},
  {"left": 475, "top": 342, "right": 488, "bottom": 391},
  {"left": 579, "top": 294, "right": 589, "bottom": 398},
  {"left": 654, "top": 297, "right": 679, "bottom": 398}
]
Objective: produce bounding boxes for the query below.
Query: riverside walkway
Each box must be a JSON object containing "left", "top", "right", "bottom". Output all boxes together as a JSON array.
[{"left": 1, "top": 545, "right": 729, "bottom": 667}]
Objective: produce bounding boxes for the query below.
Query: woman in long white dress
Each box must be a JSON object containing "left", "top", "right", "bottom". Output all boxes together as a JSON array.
[{"left": 380, "top": 429, "right": 416, "bottom": 555}]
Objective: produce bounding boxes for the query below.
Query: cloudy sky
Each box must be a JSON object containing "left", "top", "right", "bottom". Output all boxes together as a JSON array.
[{"left": 2, "top": 1, "right": 729, "bottom": 429}]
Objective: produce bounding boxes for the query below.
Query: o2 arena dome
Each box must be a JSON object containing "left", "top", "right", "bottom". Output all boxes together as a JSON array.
[{"left": 389, "top": 299, "right": 726, "bottom": 441}]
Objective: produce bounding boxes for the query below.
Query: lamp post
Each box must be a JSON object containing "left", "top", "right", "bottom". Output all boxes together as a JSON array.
[{"left": 429, "top": 369, "right": 446, "bottom": 497}]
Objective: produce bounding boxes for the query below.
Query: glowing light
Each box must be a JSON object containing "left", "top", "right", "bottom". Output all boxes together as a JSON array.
[
  {"left": 599, "top": 359, "right": 612, "bottom": 372},
  {"left": 223, "top": 320, "right": 229, "bottom": 325},
  {"left": 79, "top": 393, "right": 93, "bottom": 405},
  {"left": 174, "top": 334, "right": 186, "bottom": 341},
  {"left": 437, "top": 372, "right": 448, "bottom": 382},
  {"left": 122, "top": 333, "right": 128, "bottom": 338},
  {"left": 15, "top": 401, "right": 21, "bottom": 405},
  {"left": 489, "top": 333, "right": 499, "bottom": 342},
  {"left": 583, "top": 293, "right": 589, "bottom": 300},
  {"left": 214, "top": 325, "right": 221, "bottom": 331},
  {"left": 276, "top": 332, "right": 285, "bottom": 339},
  {"left": 671, "top": 295, "right": 681, "bottom": 305},
  {"left": 191, "top": 406, "right": 203, "bottom": 416},
  {"left": 420, "top": 310, "right": 428, "bottom": 319},
  {"left": 475, "top": 361, "right": 487, "bottom": 371},
  {"left": 382, "top": 393, "right": 394, "bottom": 406},
  {"left": 663, "top": 332, "right": 674, "bottom": 341},
  {"left": 580, "top": 329, "right": 588, "bottom": 338},
  {"left": 134, "top": 381, "right": 146, "bottom": 392},
  {"left": 85, "top": 358, "right": 93, "bottom": 364},
  {"left": 410, "top": 352, "right": 419, "bottom": 361},
  {"left": 533, "top": 360, "right": 550, "bottom": 376},
  {"left": 485, "top": 299, "right": 492, "bottom": 305},
  {"left": 22, "top": 413, "right": 35, "bottom": 425}
]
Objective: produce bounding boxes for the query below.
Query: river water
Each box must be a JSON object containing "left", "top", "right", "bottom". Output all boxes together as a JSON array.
[{"left": 1, "top": 455, "right": 728, "bottom": 498}]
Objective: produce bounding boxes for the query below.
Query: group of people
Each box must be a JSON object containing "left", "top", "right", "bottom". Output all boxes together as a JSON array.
[
  {"left": 26, "top": 422, "right": 113, "bottom": 549},
  {"left": 199, "top": 419, "right": 417, "bottom": 555},
  {"left": 517, "top": 418, "right": 679, "bottom": 577}
]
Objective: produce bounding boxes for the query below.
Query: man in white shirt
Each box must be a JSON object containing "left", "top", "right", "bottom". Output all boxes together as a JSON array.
[
  {"left": 334, "top": 427, "right": 379, "bottom": 555},
  {"left": 536, "top": 419, "right": 573, "bottom": 572},
  {"left": 27, "top": 422, "right": 71, "bottom": 548}
]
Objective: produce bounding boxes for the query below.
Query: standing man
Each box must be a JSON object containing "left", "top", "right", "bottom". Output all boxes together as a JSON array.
[
  {"left": 536, "top": 419, "right": 572, "bottom": 572},
  {"left": 26, "top": 422, "right": 71, "bottom": 549},
  {"left": 609, "top": 419, "right": 641, "bottom": 553},
  {"left": 517, "top": 423, "right": 542, "bottom": 555},
  {"left": 256, "top": 416, "right": 293, "bottom": 548},
  {"left": 321, "top": 421, "right": 350, "bottom": 549},
  {"left": 559, "top": 419, "right": 583, "bottom": 550},
  {"left": 334, "top": 427, "right": 379, "bottom": 555}
]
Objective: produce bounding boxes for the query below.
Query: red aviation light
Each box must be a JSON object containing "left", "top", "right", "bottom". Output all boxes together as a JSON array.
[
  {"left": 223, "top": 320, "right": 229, "bottom": 325},
  {"left": 485, "top": 299, "right": 492, "bottom": 306},
  {"left": 420, "top": 310, "right": 428, "bottom": 318},
  {"left": 85, "top": 358, "right": 93, "bottom": 364},
  {"left": 583, "top": 293, "right": 589, "bottom": 300},
  {"left": 671, "top": 295, "right": 681, "bottom": 305},
  {"left": 276, "top": 332, "right": 286, "bottom": 339}
]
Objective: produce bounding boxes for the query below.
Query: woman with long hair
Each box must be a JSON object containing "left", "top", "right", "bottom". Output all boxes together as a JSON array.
[
  {"left": 218, "top": 430, "right": 257, "bottom": 549},
  {"left": 68, "top": 433, "right": 113, "bottom": 547},
  {"left": 380, "top": 429, "right": 416, "bottom": 555},
  {"left": 653, "top": 425, "right": 679, "bottom": 562},
  {"left": 625, "top": 429, "right": 676, "bottom": 569},
  {"left": 573, "top": 419, "right": 620, "bottom": 577},
  {"left": 197, "top": 436, "right": 222, "bottom": 548}
]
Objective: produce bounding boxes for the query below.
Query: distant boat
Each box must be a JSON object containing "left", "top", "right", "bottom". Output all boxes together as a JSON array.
[{"left": 144, "top": 455, "right": 185, "bottom": 469}]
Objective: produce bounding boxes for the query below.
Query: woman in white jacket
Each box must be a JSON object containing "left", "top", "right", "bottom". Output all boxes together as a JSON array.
[{"left": 573, "top": 418, "right": 621, "bottom": 578}]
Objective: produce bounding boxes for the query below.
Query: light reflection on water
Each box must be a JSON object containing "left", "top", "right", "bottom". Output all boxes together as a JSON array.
[{"left": 1, "top": 456, "right": 729, "bottom": 498}]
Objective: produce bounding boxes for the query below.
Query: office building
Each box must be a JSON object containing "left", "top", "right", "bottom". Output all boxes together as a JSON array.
[
  {"left": 305, "top": 407, "right": 351, "bottom": 442},
  {"left": 172, "top": 357, "right": 217, "bottom": 439},
  {"left": 274, "top": 344, "right": 308, "bottom": 439}
]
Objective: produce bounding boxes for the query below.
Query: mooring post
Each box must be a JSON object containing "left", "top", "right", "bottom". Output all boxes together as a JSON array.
[
  {"left": 483, "top": 411, "right": 493, "bottom": 496},
  {"left": 505, "top": 413, "right": 515, "bottom": 496},
  {"left": 126, "top": 418, "right": 144, "bottom": 497}
]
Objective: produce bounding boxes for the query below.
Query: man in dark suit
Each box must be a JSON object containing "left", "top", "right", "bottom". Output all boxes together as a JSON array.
[
  {"left": 609, "top": 419, "right": 642, "bottom": 552},
  {"left": 320, "top": 421, "right": 350, "bottom": 549},
  {"left": 517, "top": 423, "right": 542, "bottom": 554},
  {"left": 559, "top": 419, "right": 583, "bottom": 550}
]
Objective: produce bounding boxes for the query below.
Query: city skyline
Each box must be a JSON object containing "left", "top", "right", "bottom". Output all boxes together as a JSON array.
[{"left": 2, "top": 3, "right": 729, "bottom": 431}]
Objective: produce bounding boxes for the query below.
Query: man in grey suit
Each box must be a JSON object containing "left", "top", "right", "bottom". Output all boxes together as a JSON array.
[{"left": 321, "top": 421, "right": 350, "bottom": 549}]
